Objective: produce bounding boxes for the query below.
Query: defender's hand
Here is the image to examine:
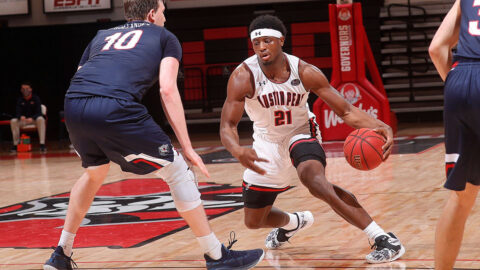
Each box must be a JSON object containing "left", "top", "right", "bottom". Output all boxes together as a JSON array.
[
  {"left": 235, "top": 148, "right": 269, "bottom": 175},
  {"left": 373, "top": 126, "right": 394, "bottom": 160},
  {"left": 183, "top": 148, "right": 210, "bottom": 178}
]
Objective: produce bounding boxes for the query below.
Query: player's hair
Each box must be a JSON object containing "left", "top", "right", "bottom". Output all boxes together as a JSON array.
[
  {"left": 20, "top": 81, "right": 33, "bottom": 88},
  {"left": 124, "top": 0, "right": 163, "bottom": 21},
  {"left": 249, "top": 14, "right": 287, "bottom": 37}
]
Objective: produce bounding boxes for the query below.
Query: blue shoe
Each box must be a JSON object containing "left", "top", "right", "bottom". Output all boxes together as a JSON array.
[
  {"left": 43, "top": 246, "right": 77, "bottom": 270},
  {"left": 205, "top": 233, "right": 264, "bottom": 270}
]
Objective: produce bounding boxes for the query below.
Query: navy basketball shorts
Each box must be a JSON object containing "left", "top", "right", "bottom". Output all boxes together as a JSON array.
[
  {"left": 443, "top": 62, "right": 480, "bottom": 191},
  {"left": 242, "top": 133, "right": 327, "bottom": 208},
  {"left": 64, "top": 96, "right": 174, "bottom": 175}
]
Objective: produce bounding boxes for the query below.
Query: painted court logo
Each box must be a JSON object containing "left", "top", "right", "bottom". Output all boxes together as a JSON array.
[{"left": 0, "top": 178, "right": 243, "bottom": 248}]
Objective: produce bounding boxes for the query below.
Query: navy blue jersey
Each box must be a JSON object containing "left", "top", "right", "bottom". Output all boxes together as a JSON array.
[
  {"left": 456, "top": 0, "right": 480, "bottom": 59},
  {"left": 66, "top": 21, "right": 182, "bottom": 102},
  {"left": 15, "top": 94, "right": 43, "bottom": 119}
]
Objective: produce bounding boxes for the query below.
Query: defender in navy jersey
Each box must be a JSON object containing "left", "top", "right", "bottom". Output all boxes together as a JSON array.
[
  {"left": 429, "top": 0, "right": 480, "bottom": 269},
  {"left": 66, "top": 20, "right": 181, "bottom": 102},
  {"left": 43, "top": 1, "right": 264, "bottom": 270}
]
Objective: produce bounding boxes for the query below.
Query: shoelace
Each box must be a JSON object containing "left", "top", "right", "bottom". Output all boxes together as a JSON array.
[
  {"left": 227, "top": 231, "right": 238, "bottom": 249},
  {"left": 51, "top": 246, "right": 78, "bottom": 269}
]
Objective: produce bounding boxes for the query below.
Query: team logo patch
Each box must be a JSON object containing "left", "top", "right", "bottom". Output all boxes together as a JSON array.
[
  {"left": 291, "top": 79, "right": 301, "bottom": 86},
  {"left": 158, "top": 144, "right": 170, "bottom": 156},
  {"left": 0, "top": 178, "right": 243, "bottom": 249}
]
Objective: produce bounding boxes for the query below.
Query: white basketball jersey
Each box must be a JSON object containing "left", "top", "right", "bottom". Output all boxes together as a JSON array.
[{"left": 242, "top": 53, "right": 318, "bottom": 142}]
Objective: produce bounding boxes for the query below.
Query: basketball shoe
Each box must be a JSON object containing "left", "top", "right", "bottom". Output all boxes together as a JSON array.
[
  {"left": 265, "top": 211, "right": 314, "bottom": 249},
  {"left": 43, "top": 246, "right": 77, "bottom": 270},
  {"left": 205, "top": 233, "right": 264, "bottom": 270},
  {"left": 366, "top": 232, "right": 405, "bottom": 264}
]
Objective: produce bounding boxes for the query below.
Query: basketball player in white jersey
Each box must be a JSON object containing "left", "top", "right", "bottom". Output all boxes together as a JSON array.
[{"left": 220, "top": 15, "right": 405, "bottom": 264}]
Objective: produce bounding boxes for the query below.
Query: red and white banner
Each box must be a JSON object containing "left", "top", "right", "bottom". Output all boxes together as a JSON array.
[
  {"left": 312, "top": 3, "right": 395, "bottom": 141},
  {"left": 0, "top": 0, "right": 29, "bottom": 16},
  {"left": 43, "top": 0, "right": 112, "bottom": 13}
]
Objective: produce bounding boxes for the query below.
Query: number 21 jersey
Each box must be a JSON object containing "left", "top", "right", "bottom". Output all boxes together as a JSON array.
[{"left": 243, "top": 53, "right": 319, "bottom": 142}]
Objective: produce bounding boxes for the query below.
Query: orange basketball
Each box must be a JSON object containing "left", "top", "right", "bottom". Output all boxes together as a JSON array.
[{"left": 343, "top": 128, "right": 385, "bottom": 171}]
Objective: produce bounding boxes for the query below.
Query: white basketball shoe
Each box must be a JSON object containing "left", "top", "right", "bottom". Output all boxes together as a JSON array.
[
  {"left": 265, "top": 211, "right": 314, "bottom": 249},
  {"left": 366, "top": 232, "right": 405, "bottom": 263}
]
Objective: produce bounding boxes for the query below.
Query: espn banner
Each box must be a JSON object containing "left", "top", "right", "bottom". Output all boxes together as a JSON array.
[
  {"left": 0, "top": 0, "right": 29, "bottom": 16},
  {"left": 43, "top": 0, "right": 112, "bottom": 13}
]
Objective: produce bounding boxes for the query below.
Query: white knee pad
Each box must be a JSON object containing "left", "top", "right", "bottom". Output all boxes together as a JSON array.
[{"left": 155, "top": 151, "right": 202, "bottom": 212}]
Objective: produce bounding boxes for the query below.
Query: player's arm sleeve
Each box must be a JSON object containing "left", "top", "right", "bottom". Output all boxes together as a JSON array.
[
  {"left": 161, "top": 31, "right": 182, "bottom": 62},
  {"left": 78, "top": 40, "right": 93, "bottom": 69}
]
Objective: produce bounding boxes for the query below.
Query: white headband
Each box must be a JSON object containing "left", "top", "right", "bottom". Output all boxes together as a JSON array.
[{"left": 250, "top": 28, "right": 283, "bottom": 41}]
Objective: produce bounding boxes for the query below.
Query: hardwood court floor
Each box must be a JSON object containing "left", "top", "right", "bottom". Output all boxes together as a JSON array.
[{"left": 1, "top": 123, "right": 479, "bottom": 270}]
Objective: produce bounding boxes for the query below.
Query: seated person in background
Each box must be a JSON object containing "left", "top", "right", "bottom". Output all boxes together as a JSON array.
[{"left": 10, "top": 82, "right": 46, "bottom": 152}]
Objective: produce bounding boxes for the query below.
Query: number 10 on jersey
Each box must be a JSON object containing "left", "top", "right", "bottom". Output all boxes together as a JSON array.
[{"left": 274, "top": 110, "right": 292, "bottom": 126}]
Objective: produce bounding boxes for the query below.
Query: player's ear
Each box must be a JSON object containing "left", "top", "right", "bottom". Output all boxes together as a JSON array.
[
  {"left": 146, "top": 9, "right": 155, "bottom": 23},
  {"left": 280, "top": 36, "right": 285, "bottom": 47}
]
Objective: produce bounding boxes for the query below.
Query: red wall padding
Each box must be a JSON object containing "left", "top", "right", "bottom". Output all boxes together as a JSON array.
[
  {"left": 291, "top": 22, "right": 329, "bottom": 34},
  {"left": 204, "top": 27, "right": 248, "bottom": 40}
]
